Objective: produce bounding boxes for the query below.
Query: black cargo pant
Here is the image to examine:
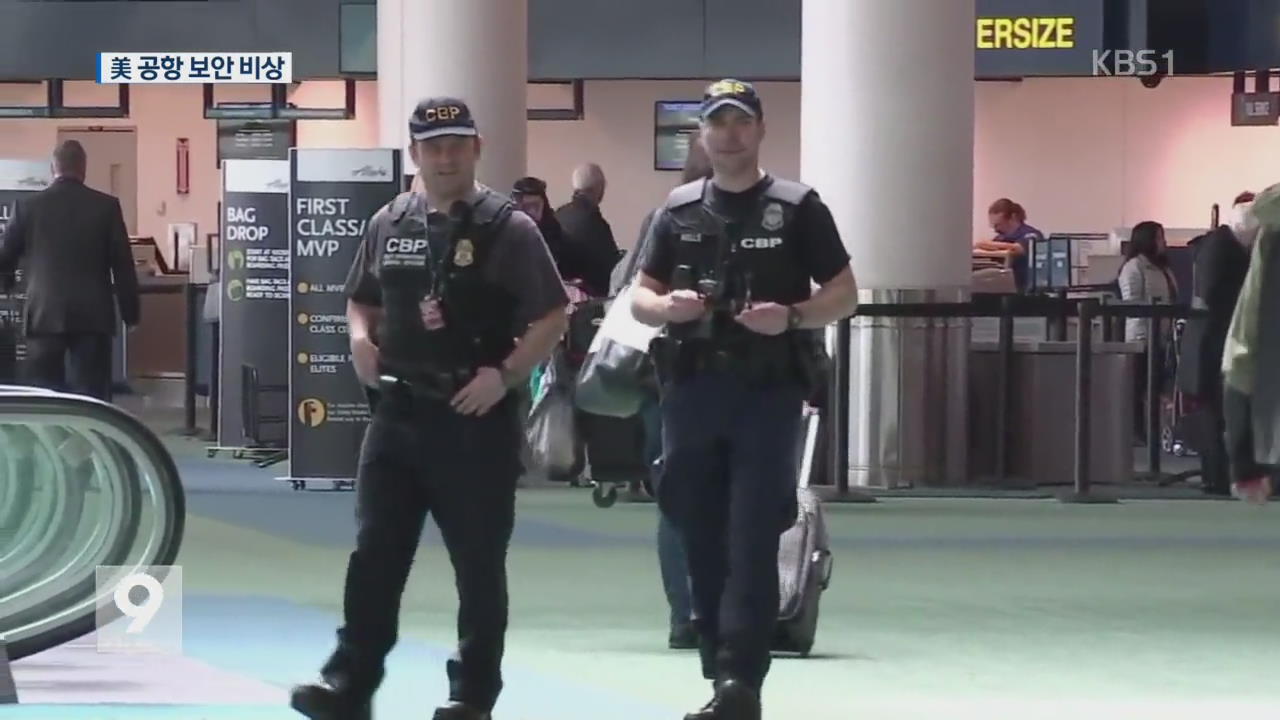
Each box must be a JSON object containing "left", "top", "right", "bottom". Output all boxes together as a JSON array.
[
  {"left": 322, "top": 383, "right": 522, "bottom": 712},
  {"left": 657, "top": 370, "right": 804, "bottom": 691}
]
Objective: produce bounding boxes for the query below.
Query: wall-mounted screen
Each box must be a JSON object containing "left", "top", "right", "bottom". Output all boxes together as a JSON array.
[
  {"left": 216, "top": 105, "right": 295, "bottom": 168},
  {"left": 654, "top": 101, "right": 701, "bottom": 171},
  {"left": 340, "top": 3, "right": 376, "bottom": 75}
]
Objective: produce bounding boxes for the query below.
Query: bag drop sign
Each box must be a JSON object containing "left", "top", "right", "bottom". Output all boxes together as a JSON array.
[
  {"left": 218, "top": 159, "right": 291, "bottom": 448},
  {"left": 0, "top": 159, "right": 52, "bottom": 378}
]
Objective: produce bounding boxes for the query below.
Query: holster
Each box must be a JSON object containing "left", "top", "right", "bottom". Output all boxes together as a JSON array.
[
  {"left": 651, "top": 333, "right": 805, "bottom": 389},
  {"left": 790, "top": 329, "right": 831, "bottom": 404},
  {"left": 649, "top": 336, "right": 678, "bottom": 387},
  {"left": 377, "top": 366, "right": 475, "bottom": 404}
]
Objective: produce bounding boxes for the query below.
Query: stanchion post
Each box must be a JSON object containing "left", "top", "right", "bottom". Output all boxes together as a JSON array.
[
  {"left": 1100, "top": 297, "right": 1116, "bottom": 342},
  {"left": 183, "top": 283, "right": 198, "bottom": 436},
  {"left": 1146, "top": 309, "right": 1161, "bottom": 477},
  {"left": 1060, "top": 299, "right": 1117, "bottom": 504},
  {"left": 994, "top": 295, "right": 1014, "bottom": 486},
  {"left": 830, "top": 317, "right": 850, "bottom": 494},
  {"left": 208, "top": 322, "right": 220, "bottom": 443},
  {"left": 818, "top": 314, "right": 875, "bottom": 504},
  {"left": 835, "top": 317, "right": 851, "bottom": 495},
  {"left": 1076, "top": 299, "right": 1093, "bottom": 494},
  {"left": 1053, "top": 289, "right": 1069, "bottom": 341}
]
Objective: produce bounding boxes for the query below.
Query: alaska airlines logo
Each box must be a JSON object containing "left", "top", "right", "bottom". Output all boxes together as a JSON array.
[
  {"left": 267, "top": 178, "right": 288, "bottom": 191},
  {"left": 17, "top": 176, "right": 47, "bottom": 188},
  {"left": 352, "top": 165, "right": 388, "bottom": 178}
]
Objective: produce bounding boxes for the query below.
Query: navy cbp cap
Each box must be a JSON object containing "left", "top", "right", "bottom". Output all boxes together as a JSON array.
[
  {"left": 700, "top": 79, "right": 763, "bottom": 120},
  {"left": 409, "top": 97, "right": 478, "bottom": 141}
]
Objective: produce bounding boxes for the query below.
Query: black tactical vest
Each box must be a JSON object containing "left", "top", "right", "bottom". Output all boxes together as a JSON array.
[
  {"left": 374, "top": 189, "right": 518, "bottom": 381},
  {"left": 662, "top": 176, "right": 813, "bottom": 347}
]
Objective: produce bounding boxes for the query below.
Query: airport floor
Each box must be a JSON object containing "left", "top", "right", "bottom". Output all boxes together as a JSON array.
[{"left": 9, "top": 414, "right": 1280, "bottom": 720}]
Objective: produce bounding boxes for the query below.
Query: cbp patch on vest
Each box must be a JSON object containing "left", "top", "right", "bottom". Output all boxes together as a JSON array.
[
  {"left": 762, "top": 203, "right": 784, "bottom": 231},
  {"left": 454, "top": 238, "right": 475, "bottom": 267},
  {"left": 382, "top": 237, "right": 429, "bottom": 268}
]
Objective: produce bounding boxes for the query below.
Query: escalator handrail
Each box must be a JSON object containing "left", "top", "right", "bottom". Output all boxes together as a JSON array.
[{"left": 0, "top": 388, "right": 186, "bottom": 660}]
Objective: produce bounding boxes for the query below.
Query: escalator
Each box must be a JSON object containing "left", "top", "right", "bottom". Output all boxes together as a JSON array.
[{"left": 0, "top": 386, "right": 185, "bottom": 663}]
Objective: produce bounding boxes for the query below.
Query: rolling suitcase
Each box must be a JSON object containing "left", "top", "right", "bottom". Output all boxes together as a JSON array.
[
  {"left": 773, "top": 409, "right": 833, "bottom": 656},
  {"left": 579, "top": 412, "right": 646, "bottom": 480}
]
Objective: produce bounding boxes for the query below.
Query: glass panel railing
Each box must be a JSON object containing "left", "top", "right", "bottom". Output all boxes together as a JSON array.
[{"left": 0, "top": 387, "right": 185, "bottom": 660}]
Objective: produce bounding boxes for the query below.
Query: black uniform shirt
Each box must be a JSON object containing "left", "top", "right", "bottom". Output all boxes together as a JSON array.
[
  {"left": 641, "top": 175, "right": 850, "bottom": 306},
  {"left": 344, "top": 187, "right": 569, "bottom": 331}
]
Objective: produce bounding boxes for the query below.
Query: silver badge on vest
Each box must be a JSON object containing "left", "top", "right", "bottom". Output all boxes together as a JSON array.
[{"left": 762, "top": 202, "right": 784, "bottom": 231}]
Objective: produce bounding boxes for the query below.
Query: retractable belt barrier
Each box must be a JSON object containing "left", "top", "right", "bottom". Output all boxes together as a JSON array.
[{"left": 822, "top": 295, "right": 1205, "bottom": 503}]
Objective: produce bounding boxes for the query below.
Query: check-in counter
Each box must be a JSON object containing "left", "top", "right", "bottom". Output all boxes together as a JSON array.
[
  {"left": 114, "top": 275, "right": 189, "bottom": 391},
  {"left": 969, "top": 339, "right": 1142, "bottom": 488}
]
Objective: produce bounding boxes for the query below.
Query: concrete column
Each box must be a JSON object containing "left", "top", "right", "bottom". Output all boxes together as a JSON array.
[
  {"left": 377, "top": 0, "right": 528, "bottom": 192},
  {"left": 801, "top": 0, "right": 976, "bottom": 488}
]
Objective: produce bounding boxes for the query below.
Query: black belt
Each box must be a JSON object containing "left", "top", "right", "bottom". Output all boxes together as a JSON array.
[
  {"left": 376, "top": 368, "right": 474, "bottom": 403},
  {"left": 665, "top": 338, "right": 796, "bottom": 384}
]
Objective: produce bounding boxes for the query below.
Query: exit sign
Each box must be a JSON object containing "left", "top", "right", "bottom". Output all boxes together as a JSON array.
[{"left": 1232, "top": 92, "right": 1280, "bottom": 126}]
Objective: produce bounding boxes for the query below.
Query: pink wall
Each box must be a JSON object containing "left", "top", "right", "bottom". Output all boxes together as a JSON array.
[
  {"left": 527, "top": 80, "right": 801, "bottom": 246},
  {"left": 0, "top": 81, "right": 380, "bottom": 259},
  {"left": 974, "top": 75, "right": 1275, "bottom": 242},
  {"left": 0, "top": 76, "right": 1271, "bottom": 261}
]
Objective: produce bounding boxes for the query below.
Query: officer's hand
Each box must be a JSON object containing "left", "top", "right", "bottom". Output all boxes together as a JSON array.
[
  {"left": 664, "top": 290, "right": 707, "bottom": 323},
  {"left": 451, "top": 366, "right": 508, "bottom": 416},
  {"left": 735, "top": 302, "right": 789, "bottom": 336},
  {"left": 350, "top": 334, "right": 380, "bottom": 387},
  {"left": 1233, "top": 476, "right": 1272, "bottom": 505}
]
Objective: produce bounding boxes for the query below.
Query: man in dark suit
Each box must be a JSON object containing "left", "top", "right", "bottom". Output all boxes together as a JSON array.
[
  {"left": 555, "top": 163, "right": 620, "bottom": 297},
  {"left": 1179, "top": 192, "right": 1256, "bottom": 495},
  {"left": 0, "top": 140, "right": 140, "bottom": 400}
]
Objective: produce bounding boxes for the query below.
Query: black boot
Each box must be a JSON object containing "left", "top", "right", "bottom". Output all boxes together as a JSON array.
[
  {"left": 289, "top": 676, "right": 372, "bottom": 720},
  {"left": 683, "top": 679, "right": 761, "bottom": 720},
  {"left": 669, "top": 622, "right": 698, "bottom": 650},
  {"left": 432, "top": 701, "right": 491, "bottom": 720}
]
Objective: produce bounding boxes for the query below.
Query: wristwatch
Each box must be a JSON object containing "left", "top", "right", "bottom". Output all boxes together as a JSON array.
[{"left": 786, "top": 305, "right": 803, "bottom": 330}]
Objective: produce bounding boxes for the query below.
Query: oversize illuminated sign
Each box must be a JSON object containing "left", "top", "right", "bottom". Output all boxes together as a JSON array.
[
  {"left": 975, "top": 0, "right": 1106, "bottom": 77},
  {"left": 976, "top": 17, "right": 1076, "bottom": 50}
]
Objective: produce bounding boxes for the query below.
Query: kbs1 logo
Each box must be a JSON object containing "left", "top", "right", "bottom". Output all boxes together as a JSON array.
[{"left": 1092, "top": 50, "right": 1175, "bottom": 79}]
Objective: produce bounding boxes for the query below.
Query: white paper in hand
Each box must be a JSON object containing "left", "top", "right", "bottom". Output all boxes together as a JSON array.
[{"left": 589, "top": 284, "right": 663, "bottom": 353}]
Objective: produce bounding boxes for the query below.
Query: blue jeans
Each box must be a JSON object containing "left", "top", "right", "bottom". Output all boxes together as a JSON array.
[{"left": 642, "top": 396, "right": 691, "bottom": 627}]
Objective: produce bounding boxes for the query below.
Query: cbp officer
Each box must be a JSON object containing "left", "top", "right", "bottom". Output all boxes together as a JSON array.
[
  {"left": 291, "top": 97, "right": 570, "bottom": 720},
  {"left": 631, "top": 79, "right": 858, "bottom": 720}
]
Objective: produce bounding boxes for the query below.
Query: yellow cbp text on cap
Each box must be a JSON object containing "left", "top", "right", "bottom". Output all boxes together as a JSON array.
[{"left": 709, "top": 80, "right": 747, "bottom": 96}]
